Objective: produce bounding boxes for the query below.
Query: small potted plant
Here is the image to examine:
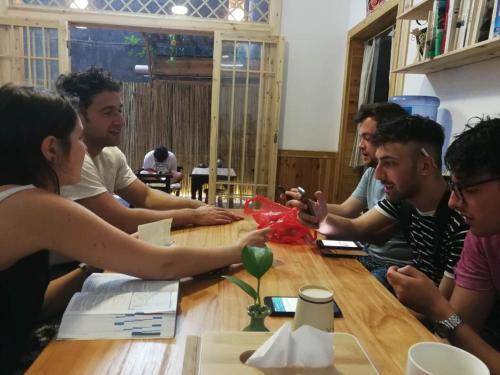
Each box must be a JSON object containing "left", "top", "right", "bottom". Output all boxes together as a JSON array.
[{"left": 223, "top": 245, "right": 273, "bottom": 332}]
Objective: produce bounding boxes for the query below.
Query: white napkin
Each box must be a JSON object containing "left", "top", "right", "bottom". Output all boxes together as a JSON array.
[
  {"left": 245, "top": 323, "right": 334, "bottom": 368},
  {"left": 138, "top": 218, "right": 173, "bottom": 246}
]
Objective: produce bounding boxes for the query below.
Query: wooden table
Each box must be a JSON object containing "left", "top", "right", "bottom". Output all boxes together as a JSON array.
[
  {"left": 28, "top": 217, "right": 436, "bottom": 375},
  {"left": 190, "top": 167, "right": 237, "bottom": 202}
]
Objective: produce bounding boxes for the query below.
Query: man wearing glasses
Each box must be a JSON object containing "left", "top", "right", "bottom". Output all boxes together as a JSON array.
[
  {"left": 299, "top": 115, "right": 468, "bottom": 300},
  {"left": 387, "top": 118, "right": 500, "bottom": 373}
]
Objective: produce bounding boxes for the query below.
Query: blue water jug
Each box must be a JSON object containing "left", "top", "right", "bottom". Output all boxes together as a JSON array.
[{"left": 389, "top": 95, "right": 440, "bottom": 121}]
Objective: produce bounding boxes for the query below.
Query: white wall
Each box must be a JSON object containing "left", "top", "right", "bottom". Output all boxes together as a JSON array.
[
  {"left": 349, "top": 0, "right": 366, "bottom": 28},
  {"left": 404, "top": 61, "right": 500, "bottom": 148},
  {"left": 279, "top": 0, "right": 349, "bottom": 151}
]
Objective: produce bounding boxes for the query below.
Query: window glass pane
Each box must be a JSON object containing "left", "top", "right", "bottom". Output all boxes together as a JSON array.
[{"left": 19, "top": 0, "right": 270, "bottom": 23}]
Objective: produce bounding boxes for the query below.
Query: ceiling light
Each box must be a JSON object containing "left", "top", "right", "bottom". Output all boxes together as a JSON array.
[
  {"left": 172, "top": 5, "right": 188, "bottom": 15},
  {"left": 75, "top": 26, "right": 88, "bottom": 29},
  {"left": 70, "top": 0, "right": 88, "bottom": 9}
]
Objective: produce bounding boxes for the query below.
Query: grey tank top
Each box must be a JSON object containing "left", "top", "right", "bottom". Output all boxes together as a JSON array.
[{"left": 0, "top": 185, "right": 35, "bottom": 202}]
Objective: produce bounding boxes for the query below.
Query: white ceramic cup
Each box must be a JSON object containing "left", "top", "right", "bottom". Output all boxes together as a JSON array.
[
  {"left": 293, "top": 285, "right": 334, "bottom": 332},
  {"left": 406, "top": 342, "right": 490, "bottom": 375}
]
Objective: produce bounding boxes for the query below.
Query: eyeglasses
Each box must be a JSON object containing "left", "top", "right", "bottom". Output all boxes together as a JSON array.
[{"left": 448, "top": 176, "right": 500, "bottom": 202}]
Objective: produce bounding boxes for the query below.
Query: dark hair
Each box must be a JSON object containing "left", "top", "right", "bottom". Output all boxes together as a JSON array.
[
  {"left": 372, "top": 114, "right": 445, "bottom": 168},
  {"left": 0, "top": 84, "right": 77, "bottom": 190},
  {"left": 153, "top": 146, "right": 169, "bottom": 162},
  {"left": 55, "top": 66, "right": 121, "bottom": 113},
  {"left": 353, "top": 102, "right": 407, "bottom": 125},
  {"left": 445, "top": 117, "right": 500, "bottom": 180}
]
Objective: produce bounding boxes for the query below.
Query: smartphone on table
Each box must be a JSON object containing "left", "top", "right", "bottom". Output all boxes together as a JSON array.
[
  {"left": 316, "top": 239, "right": 367, "bottom": 257},
  {"left": 264, "top": 296, "right": 343, "bottom": 317}
]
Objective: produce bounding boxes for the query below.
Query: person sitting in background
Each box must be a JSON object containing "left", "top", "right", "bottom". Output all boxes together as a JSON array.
[
  {"left": 295, "top": 115, "right": 468, "bottom": 299},
  {"left": 387, "top": 118, "right": 500, "bottom": 374},
  {"left": 0, "top": 84, "right": 270, "bottom": 373},
  {"left": 287, "top": 102, "right": 412, "bottom": 287},
  {"left": 143, "top": 146, "right": 183, "bottom": 184},
  {"left": 56, "top": 66, "right": 240, "bottom": 234}
]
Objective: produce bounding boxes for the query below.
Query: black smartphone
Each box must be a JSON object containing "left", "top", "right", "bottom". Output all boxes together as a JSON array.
[
  {"left": 264, "top": 296, "right": 342, "bottom": 317},
  {"left": 296, "top": 186, "right": 316, "bottom": 217}
]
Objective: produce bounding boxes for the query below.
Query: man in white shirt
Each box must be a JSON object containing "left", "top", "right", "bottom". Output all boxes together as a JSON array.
[
  {"left": 143, "top": 146, "right": 183, "bottom": 183},
  {"left": 57, "top": 66, "right": 240, "bottom": 233}
]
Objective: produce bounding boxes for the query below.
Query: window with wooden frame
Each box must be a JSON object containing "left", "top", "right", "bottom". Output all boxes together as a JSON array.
[
  {"left": 0, "top": 19, "right": 68, "bottom": 89},
  {"left": 11, "top": 0, "right": 272, "bottom": 23}
]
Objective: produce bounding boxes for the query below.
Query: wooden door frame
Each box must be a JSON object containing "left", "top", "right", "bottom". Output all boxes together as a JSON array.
[{"left": 333, "top": 0, "right": 408, "bottom": 203}]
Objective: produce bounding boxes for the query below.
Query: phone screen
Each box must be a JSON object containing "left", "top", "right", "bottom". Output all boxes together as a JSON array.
[
  {"left": 270, "top": 297, "right": 298, "bottom": 313},
  {"left": 320, "top": 240, "right": 361, "bottom": 249},
  {"left": 265, "top": 296, "right": 342, "bottom": 317}
]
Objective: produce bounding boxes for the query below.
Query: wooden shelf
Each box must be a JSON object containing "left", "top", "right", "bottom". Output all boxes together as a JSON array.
[
  {"left": 398, "top": 0, "right": 432, "bottom": 20},
  {"left": 348, "top": 0, "right": 399, "bottom": 40},
  {"left": 393, "top": 36, "right": 500, "bottom": 74}
]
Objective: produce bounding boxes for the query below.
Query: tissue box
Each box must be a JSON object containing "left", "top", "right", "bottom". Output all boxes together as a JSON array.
[{"left": 182, "top": 331, "right": 378, "bottom": 374}]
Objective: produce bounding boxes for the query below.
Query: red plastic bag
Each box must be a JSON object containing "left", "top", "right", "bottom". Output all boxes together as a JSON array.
[{"left": 244, "top": 196, "right": 316, "bottom": 245}]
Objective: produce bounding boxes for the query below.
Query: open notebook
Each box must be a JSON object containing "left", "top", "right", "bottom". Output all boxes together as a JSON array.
[{"left": 57, "top": 272, "right": 179, "bottom": 340}]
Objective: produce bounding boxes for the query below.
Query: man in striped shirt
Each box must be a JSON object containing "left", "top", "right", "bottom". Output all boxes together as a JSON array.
[
  {"left": 301, "top": 115, "right": 468, "bottom": 299},
  {"left": 287, "top": 103, "right": 412, "bottom": 287}
]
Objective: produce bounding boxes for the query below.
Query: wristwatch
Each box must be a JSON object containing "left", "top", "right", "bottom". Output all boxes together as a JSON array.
[{"left": 434, "top": 312, "right": 463, "bottom": 338}]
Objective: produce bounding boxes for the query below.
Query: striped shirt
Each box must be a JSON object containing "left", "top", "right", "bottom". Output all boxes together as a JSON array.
[{"left": 375, "top": 199, "right": 468, "bottom": 285}]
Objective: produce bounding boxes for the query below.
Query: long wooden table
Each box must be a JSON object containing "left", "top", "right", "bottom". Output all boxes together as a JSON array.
[{"left": 28, "top": 216, "right": 436, "bottom": 374}]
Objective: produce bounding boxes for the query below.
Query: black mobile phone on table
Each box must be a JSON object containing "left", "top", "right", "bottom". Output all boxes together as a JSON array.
[{"left": 263, "top": 296, "right": 342, "bottom": 317}]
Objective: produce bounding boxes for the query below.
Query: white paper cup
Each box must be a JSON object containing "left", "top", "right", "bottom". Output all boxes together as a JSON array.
[
  {"left": 406, "top": 342, "right": 489, "bottom": 375},
  {"left": 293, "top": 285, "right": 334, "bottom": 332}
]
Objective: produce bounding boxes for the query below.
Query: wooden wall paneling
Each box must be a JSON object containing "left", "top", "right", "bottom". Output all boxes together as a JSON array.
[{"left": 276, "top": 150, "right": 337, "bottom": 203}]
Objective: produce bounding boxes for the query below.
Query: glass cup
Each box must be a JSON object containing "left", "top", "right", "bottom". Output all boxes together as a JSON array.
[
  {"left": 406, "top": 342, "right": 489, "bottom": 375},
  {"left": 293, "top": 285, "right": 334, "bottom": 332}
]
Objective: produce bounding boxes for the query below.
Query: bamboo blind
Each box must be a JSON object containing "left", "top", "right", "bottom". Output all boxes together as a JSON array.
[{"left": 120, "top": 80, "right": 260, "bottom": 197}]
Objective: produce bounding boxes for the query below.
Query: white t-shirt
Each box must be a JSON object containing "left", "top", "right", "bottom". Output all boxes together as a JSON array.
[
  {"left": 61, "top": 147, "right": 137, "bottom": 200},
  {"left": 143, "top": 150, "right": 177, "bottom": 174}
]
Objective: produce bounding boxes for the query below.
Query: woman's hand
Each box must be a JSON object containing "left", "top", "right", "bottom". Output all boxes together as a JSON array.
[{"left": 237, "top": 227, "right": 271, "bottom": 249}]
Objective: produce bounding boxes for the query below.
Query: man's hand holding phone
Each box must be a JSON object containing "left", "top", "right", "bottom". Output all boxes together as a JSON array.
[{"left": 285, "top": 187, "right": 328, "bottom": 229}]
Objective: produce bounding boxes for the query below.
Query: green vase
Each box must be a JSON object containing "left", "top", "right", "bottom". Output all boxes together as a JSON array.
[{"left": 243, "top": 304, "right": 270, "bottom": 332}]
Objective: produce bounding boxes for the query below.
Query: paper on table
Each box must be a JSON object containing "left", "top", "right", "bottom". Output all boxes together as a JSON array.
[
  {"left": 57, "top": 273, "right": 179, "bottom": 340},
  {"left": 245, "top": 322, "right": 334, "bottom": 368},
  {"left": 63, "top": 290, "right": 177, "bottom": 314},
  {"left": 138, "top": 218, "right": 173, "bottom": 246},
  {"left": 81, "top": 273, "right": 179, "bottom": 293}
]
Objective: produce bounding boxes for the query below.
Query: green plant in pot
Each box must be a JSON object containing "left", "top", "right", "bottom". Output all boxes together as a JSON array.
[{"left": 223, "top": 246, "right": 273, "bottom": 332}]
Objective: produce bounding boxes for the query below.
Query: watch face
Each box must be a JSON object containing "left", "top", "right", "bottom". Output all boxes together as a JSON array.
[{"left": 434, "top": 313, "right": 462, "bottom": 338}]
